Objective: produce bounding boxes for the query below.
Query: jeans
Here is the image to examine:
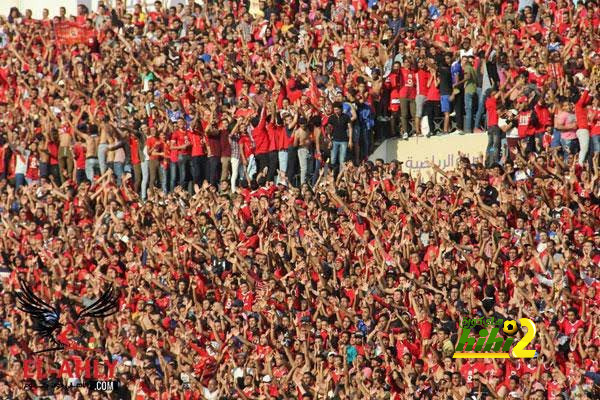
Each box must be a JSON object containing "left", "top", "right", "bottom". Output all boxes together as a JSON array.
[
  {"left": 169, "top": 161, "right": 178, "bottom": 192},
  {"left": 551, "top": 129, "right": 562, "bottom": 148},
  {"left": 561, "top": 138, "right": 577, "bottom": 161},
  {"left": 98, "top": 143, "right": 108, "bottom": 174},
  {"left": 267, "top": 151, "right": 278, "bottom": 182},
  {"left": 297, "top": 147, "right": 309, "bottom": 186},
  {"left": 190, "top": 155, "right": 206, "bottom": 186},
  {"left": 124, "top": 163, "right": 133, "bottom": 175},
  {"left": 355, "top": 125, "right": 371, "bottom": 164},
  {"left": 141, "top": 160, "right": 149, "bottom": 200},
  {"left": 400, "top": 98, "right": 417, "bottom": 134},
  {"left": 178, "top": 154, "right": 190, "bottom": 188},
  {"left": 331, "top": 141, "right": 348, "bottom": 170},
  {"left": 255, "top": 152, "right": 270, "bottom": 179},
  {"left": 424, "top": 100, "right": 441, "bottom": 134},
  {"left": 591, "top": 135, "right": 600, "bottom": 154},
  {"left": 474, "top": 87, "right": 485, "bottom": 130},
  {"left": 246, "top": 154, "right": 257, "bottom": 182},
  {"left": 159, "top": 164, "right": 168, "bottom": 193},
  {"left": 454, "top": 88, "right": 465, "bottom": 131},
  {"left": 207, "top": 156, "right": 221, "bottom": 187},
  {"left": 85, "top": 158, "right": 100, "bottom": 182},
  {"left": 75, "top": 169, "right": 86, "bottom": 184},
  {"left": 112, "top": 162, "right": 124, "bottom": 186},
  {"left": 576, "top": 129, "right": 590, "bottom": 165},
  {"left": 39, "top": 162, "right": 49, "bottom": 179},
  {"left": 464, "top": 92, "right": 475, "bottom": 133},
  {"left": 48, "top": 164, "right": 60, "bottom": 184},
  {"left": 15, "top": 173, "right": 25, "bottom": 190},
  {"left": 485, "top": 126, "right": 502, "bottom": 167},
  {"left": 352, "top": 125, "right": 361, "bottom": 165},
  {"left": 286, "top": 146, "right": 298, "bottom": 184},
  {"left": 277, "top": 150, "right": 288, "bottom": 185}
]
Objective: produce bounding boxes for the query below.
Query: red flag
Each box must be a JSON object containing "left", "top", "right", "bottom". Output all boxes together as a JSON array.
[{"left": 54, "top": 22, "right": 94, "bottom": 46}]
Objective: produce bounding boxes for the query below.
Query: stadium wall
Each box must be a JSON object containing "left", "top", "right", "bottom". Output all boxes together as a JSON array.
[
  {"left": 368, "top": 133, "right": 488, "bottom": 173},
  {"left": 1, "top": 0, "right": 187, "bottom": 19}
]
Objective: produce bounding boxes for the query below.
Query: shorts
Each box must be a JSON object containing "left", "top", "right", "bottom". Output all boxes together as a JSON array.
[
  {"left": 440, "top": 95, "right": 451, "bottom": 113},
  {"left": 415, "top": 95, "right": 427, "bottom": 117}
]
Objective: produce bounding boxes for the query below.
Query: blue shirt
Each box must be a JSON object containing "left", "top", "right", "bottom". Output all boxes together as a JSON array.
[
  {"left": 342, "top": 102, "right": 353, "bottom": 118},
  {"left": 198, "top": 53, "right": 211, "bottom": 63},
  {"left": 167, "top": 109, "right": 182, "bottom": 122},
  {"left": 428, "top": 5, "right": 440, "bottom": 20},
  {"left": 388, "top": 18, "right": 403, "bottom": 35},
  {"left": 451, "top": 61, "right": 463, "bottom": 85}
]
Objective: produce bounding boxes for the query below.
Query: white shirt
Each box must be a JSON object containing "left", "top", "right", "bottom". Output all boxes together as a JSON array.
[
  {"left": 202, "top": 387, "right": 219, "bottom": 400},
  {"left": 15, "top": 148, "right": 30, "bottom": 175},
  {"left": 499, "top": 116, "right": 519, "bottom": 138}
]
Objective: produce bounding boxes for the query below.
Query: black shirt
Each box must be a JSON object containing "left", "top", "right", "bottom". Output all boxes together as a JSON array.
[
  {"left": 327, "top": 113, "right": 351, "bottom": 142},
  {"left": 438, "top": 66, "right": 452, "bottom": 96}
]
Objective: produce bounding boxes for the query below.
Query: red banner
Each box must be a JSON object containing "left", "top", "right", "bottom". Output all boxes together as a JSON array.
[{"left": 54, "top": 22, "right": 94, "bottom": 46}]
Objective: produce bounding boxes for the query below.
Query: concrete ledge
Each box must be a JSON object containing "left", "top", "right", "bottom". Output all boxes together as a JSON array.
[{"left": 369, "top": 132, "right": 488, "bottom": 172}]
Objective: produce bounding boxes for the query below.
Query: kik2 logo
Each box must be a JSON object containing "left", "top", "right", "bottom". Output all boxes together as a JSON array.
[{"left": 453, "top": 318, "right": 537, "bottom": 359}]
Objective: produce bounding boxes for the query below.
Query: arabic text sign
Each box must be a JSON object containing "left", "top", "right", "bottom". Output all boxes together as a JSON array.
[{"left": 395, "top": 133, "right": 488, "bottom": 172}]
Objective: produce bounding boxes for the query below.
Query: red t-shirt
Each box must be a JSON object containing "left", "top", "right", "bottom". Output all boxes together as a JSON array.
[
  {"left": 252, "top": 110, "right": 269, "bottom": 155},
  {"left": 575, "top": 90, "right": 590, "bottom": 130},
  {"left": 73, "top": 143, "right": 86, "bottom": 169},
  {"left": 416, "top": 70, "right": 430, "bottom": 96},
  {"left": 591, "top": 107, "right": 600, "bottom": 136},
  {"left": 190, "top": 131, "right": 205, "bottom": 157},
  {"left": 129, "top": 137, "right": 140, "bottom": 165},
  {"left": 146, "top": 137, "right": 162, "bottom": 161},
  {"left": 26, "top": 153, "right": 40, "bottom": 180},
  {"left": 398, "top": 68, "right": 416, "bottom": 99},
  {"left": 47, "top": 141, "right": 59, "bottom": 165},
  {"left": 485, "top": 96, "right": 498, "bottom": 127}
]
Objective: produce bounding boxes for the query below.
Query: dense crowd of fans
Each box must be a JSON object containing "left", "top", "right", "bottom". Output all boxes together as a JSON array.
[{"left": 0, "top": 0, "right": 599, "bottom": 399}]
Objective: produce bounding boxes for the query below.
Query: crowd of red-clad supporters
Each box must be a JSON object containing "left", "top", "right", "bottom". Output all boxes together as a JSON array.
[{"left": 0, "top": 0, "right": 599, "bottom": 399}]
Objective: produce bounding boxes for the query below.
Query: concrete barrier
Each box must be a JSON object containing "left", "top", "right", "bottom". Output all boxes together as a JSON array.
[
  {"left": 369, "top": 132, "right": 488, "bottom": 172},
  {"left": 0, "top": 0, "right": 185, "bottom": 19}
]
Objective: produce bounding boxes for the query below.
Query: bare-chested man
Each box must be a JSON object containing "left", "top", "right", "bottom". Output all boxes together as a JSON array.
[
  {"left": 74, "top": 120, "right": 99, "bottom": 182},
  {"left": 98, "top": 116, "right": 111, "bottom": 174},
  {"left": 58, "top": 113, "right": 74, "bottom": 182}
]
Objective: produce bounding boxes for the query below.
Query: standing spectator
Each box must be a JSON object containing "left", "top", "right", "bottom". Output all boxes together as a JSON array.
[{"left": 327, "top": 102, "right": 352, "bottom": 175}]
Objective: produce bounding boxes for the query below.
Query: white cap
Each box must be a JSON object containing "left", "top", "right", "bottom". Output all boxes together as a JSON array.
[{"left": 262, "top": 375, "right": 272, "bottom": 383}]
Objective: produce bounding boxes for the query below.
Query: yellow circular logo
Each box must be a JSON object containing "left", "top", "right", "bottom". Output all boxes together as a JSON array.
[{"left": 503, "top": 320, "right": 518, "bottom": 335}]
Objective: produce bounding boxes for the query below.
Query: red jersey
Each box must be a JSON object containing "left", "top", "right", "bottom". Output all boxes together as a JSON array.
[
  {"left": 575, "top": 90, "right": 590, "bottom": 130},
  {"left": 189, "top": 131, "right": 205, "bottom": 157},
  {"left": 485, "top": 96, "right": 499, "bottom": 127},
  {"left": 26, "top": 153, "right": 39, "bottom": 181},
  {"left": 517, "top": 110, "right": 535, "bottom": 137},
  {"left": 129, "top": 136, "right": 140, "bottom": 165},
  {"left": 398, "top": 68, "right": 416, "bottom": 99},
  {"left": 591, "top": 107, "right": 600, "bottom": 136},
  {"left": 252, "top": 109, "right": 269, "bottom": 155},
  {"left": 415, "top": 70, "right": 430, "bottom": 96},
  {"left": 73, "top": 143, "right": 86, "bottom": 169},
  {"left": 146, "top": 137, "right": 163, "bottom": 161},
  {"left": 47, "top": 141, "right": 59, "bottom": 165}
]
